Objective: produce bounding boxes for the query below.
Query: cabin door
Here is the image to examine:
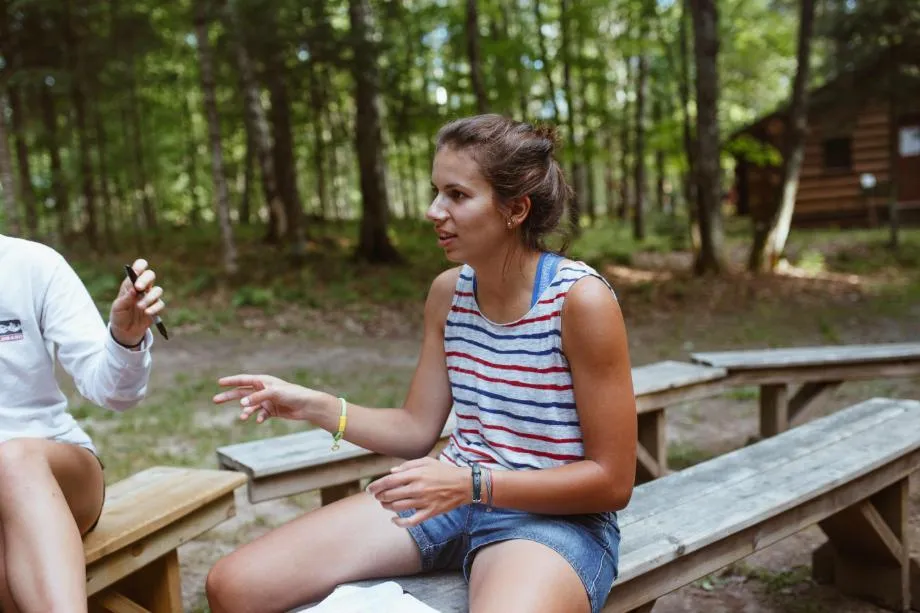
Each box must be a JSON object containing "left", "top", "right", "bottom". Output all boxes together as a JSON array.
[{"left": 899, "top": 114, "right": 920, "bottom": 203}]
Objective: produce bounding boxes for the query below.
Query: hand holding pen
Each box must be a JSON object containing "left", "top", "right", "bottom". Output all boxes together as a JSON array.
[{"left": 109, "top": 259, "right": 168, "bottom": 348}]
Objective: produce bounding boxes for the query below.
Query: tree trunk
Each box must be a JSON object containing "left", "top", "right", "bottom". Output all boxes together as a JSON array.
[
  {"left": 604, "top": 129, "right": 617, "bottom": 217},
  {"left": 679, "top": 0, "right": 698, "bottom": 239},
  {"left": 689, "top": 0, "right": 726, "bottom": 274},
  {"left": 224, "top": 0, "right": 287, "bottom": 241},
  {"left": 128, "top": 75, "right": 156, "bottom": 230},
  {"left": 748, "top": 0, "right": 816, "bottom": 272},
  {"left": 40, "top": 85, "right": 69, "bottom": 241},
  {"left": 119, "top": 104, "right": 145, "bottom": 250},
  {"left": 465, "top": 0, "right": 488, "bottom": 113},
  {"left": 348, "top": 0, "right": 400, "bottom": 263},
  {"left": 240, "top": 118, "right": 253, "bottom": 225},
  {"left": 559, "top": 0, "right": 580, "bottom": 233},
  {"left": 195, "top": 3, "right": 238, "bottom": 275},
  {"left": 63, "top": 0, "right": 98, "bottom": 249},
  {"left": 308, "top": 61, "right": 330, "bottom": 221},
  {"left": 0, "top": 90, "right": 21, "bottom": 235},
  {"left": 93, "top": 106, "right": 116, "bottom": 247},
  {"left": 267, "top": 68, "right": 307, "bottom": 255},
  {"left": 618, "top": 58, "right": 633, "bottom": 221},
  {"left": 887, "top": 50, "right": 900, "bottom": 250},
  {"left": 184, "top": 92, "right": 204, "bottom": 226},
  {"left": 8, "top": 87, "right": 38, "bottom": 237},
  {"left": 654, "top": 98, "right": 667, "bottom": 214},
  {"left": 634, "top": 50, "right": 649, "bottom": 241},
  {"left": 533, "top": 0, "right": 558, "bottom": 121},
  {"left": 498, "top": 1, "right": 528, "bottom": 118}
]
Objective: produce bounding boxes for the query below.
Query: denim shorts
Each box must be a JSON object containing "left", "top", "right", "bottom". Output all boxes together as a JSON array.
[{"left": 399, "top": 504, "right": 620, "bottom": 613}]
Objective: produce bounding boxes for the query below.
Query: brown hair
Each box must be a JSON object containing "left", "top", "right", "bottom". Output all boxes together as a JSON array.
[{"left": 435, "top": 114, "right": 574, "bottom": 252}]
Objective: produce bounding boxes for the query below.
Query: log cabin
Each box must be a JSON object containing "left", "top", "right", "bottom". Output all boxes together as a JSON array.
[{"left": 730, "top": 62, "right": 920, "bottom": 227}]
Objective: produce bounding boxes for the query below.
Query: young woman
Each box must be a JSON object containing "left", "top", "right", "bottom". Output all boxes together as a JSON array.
[
  {"left": 0, "top": 235, "right": 166, "bottom": 611},
  {"left": 208, "top": 115, "right": 637, "bottom": 613}
]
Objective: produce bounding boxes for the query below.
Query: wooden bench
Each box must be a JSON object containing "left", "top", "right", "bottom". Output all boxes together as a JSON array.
[
  {"left": 631, "top": 360, "right": 727, "bottom": 480},
  {"left": 296, "top": 397, "right": 920, "bottom": 612},
  {"left": 216, "top": 361, "right": 730, "bottom": 503},
  {"left": 217, "top": 419, "right": 456, "bottom": 504},
  {"left": 85, "top": 466, "right": 246, "bottom": 613},
  {"left": 691, "top": 342, "right": 920, "bottom": 438}
]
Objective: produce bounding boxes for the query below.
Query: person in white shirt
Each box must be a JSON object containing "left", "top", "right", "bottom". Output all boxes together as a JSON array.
[{"left": 0, "top": 234, "right": 166, "bottom": 612}]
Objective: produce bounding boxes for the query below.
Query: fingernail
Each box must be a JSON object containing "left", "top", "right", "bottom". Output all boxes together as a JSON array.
[{"left": 240, "top": 397, "right": 250, "bottom": 406}]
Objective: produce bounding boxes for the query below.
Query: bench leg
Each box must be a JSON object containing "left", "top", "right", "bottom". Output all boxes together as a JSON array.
[
  {"left": 813, "top": 477, "right": 915, "bottom": 611},
  {"left": 788, "top": 380, "right": 841, "bottom": 426},
  {"left": 636, "top": 410, "right": 666, "bottom": 483},
  {"left": 95, "top": 550, "right": 183, "bottom": 613},
  {"left": 321, "top": 481, "right": 362, "bottom": 506},
  {"left": 759, "top": 383, "right": 789, "bottom": 438}
]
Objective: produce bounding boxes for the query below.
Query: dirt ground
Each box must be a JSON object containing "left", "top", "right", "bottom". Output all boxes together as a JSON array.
[{"left": 136, "top": 251, "right": 919, "bottom": 613}]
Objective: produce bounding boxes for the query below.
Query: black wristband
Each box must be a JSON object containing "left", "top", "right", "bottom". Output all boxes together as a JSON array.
[
  {"left": 111, "top": 328, "right": 144, "bottom": 349},
  {"left": 471, "top": 463, "right": 482, "bottom": 504}
]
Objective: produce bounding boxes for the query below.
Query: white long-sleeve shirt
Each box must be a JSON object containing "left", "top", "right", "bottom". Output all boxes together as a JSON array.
[{"left": 0, "top": 234, "right": 153, "bottom": 454}]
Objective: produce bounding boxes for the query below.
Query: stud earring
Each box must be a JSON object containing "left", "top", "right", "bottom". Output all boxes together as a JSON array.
[{"left": 507, "top": 219, "right": 513, "bottom": 229}]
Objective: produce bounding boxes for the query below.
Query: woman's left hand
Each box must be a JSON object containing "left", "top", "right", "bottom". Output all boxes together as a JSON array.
[{"left": 367, "top": 457, "right": 470, "bottom": 527}]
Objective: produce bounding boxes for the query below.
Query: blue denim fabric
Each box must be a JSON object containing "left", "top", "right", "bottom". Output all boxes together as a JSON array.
[{"left": 399, "top": 505, "right": 620, "bottom": 613}]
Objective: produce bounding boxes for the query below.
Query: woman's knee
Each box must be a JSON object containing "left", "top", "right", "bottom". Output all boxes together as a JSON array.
[
  {"left": 206, "top": 554, "right": 258, "bottom": 613},
  {"left": 0, "top": 439, "right": 50, "bottom": 484}
]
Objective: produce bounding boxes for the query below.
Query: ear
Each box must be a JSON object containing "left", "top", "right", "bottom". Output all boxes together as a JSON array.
[{"left": 506, "top": 195, "right": 532, "bottom": 227}]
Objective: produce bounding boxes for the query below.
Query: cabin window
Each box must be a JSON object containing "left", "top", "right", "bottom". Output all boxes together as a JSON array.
[{"left": 822, "top": 137, "right": 852, "bottom": 171}]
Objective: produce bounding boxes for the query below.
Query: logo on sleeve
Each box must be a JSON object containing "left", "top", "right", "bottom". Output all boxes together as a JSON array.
[{"left": 0, "top": 320, "right": 23, "bottom": 342}]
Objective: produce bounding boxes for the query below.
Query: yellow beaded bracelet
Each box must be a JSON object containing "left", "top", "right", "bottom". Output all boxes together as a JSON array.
[{"left": 331, "top": 397, "right": 347, "bottom": 451}]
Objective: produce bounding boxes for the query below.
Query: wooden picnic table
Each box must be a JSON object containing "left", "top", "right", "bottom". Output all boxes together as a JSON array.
[{"left": 691, "top": 342, "right": 920, "bottom": 438}]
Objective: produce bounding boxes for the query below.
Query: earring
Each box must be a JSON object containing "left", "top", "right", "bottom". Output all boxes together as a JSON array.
[{"left": 507, "top": 219, "right": 513, "bottom": 229}]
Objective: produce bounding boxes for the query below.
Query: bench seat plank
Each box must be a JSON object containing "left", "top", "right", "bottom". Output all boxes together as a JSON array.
[
  {"left": 294, "top": 397, "right": 920, "bottom": 613},
  {"left": 690, "top": 342, "right": 920, "bottom": 371},
  {"left": 217, "top": 417, "right": 456, "bottom": 480},
  {"left": 620, "top": 397, "right": 907, "bottom": 524},
  {"left": 619, "top": 399, "right": 920, "bottom": 577},
  {"left": 84, "top": 466, "right": 246, "bottom": 565},
  {"left": 631, "top": 360, "right": 726, "bottom": 396}
]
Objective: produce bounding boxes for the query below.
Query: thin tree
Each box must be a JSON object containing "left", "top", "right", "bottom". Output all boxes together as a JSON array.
[
  {"left": 0, "top": 91, "right": 21, "bottom": 235},
  {"left": 222, "top": 0, "right": 287, "bottom": 240},
  {"left": 689, "top": 0, "right": 726, "bottom": 274},
  {"left": 634, "top": 0, "right": 652, "bottom": 241},
  {"left": 348, "top": 0, "right": 400, "bottom": 262},
  {"left": 195, "top": 1, "right": 238, "bottom": 275},
  {"left": 466, "top": 0, "right": 488, "bottom": 113},
  {"left": 748, "top": 0, "right": 816, "bottom": 272},
  {"left": 63, "top": 0, "right": 98, "bottom": 249}
]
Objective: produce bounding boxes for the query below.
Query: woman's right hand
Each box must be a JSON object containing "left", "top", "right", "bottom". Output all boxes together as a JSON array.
[{"left": 213, "top": 374, "right": 328, "bottom": 423}]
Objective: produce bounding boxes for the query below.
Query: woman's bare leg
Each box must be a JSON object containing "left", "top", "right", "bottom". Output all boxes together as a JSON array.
[
  {"left": 0, "top": 438, "right": 104, "bottom": 613},
  {"left": 0, "top": 532, "right": 21, "bottom": 613},
  {"left": 206, "top": 491, "right": 422, "bottom": 613},
  {"left": 468, "top": 540, "right": 591, "bottom": 613}
]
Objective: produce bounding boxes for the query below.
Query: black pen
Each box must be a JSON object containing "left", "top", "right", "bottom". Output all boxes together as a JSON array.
[{"left": 124, "top": 265, "right": 169, "bottom": 340}]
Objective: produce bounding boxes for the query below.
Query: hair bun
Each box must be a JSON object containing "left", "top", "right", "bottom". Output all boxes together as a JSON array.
[{"left": 533, "top": 123, "right": 560, "bottom": 150}]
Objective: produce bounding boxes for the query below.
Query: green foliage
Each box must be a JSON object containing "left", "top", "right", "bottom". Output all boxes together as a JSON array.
[{"left": 231, "top": 286, "right": 276, "bottom": 308}]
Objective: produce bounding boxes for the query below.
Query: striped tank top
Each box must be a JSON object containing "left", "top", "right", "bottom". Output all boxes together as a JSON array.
[{"left": 438, "top": 254, "right": 616, "bottom": 471}]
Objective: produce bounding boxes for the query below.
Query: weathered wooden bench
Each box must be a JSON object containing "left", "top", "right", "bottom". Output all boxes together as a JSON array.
[
  {"left": 217, "top": 418, "right": 456, "bottom": 504},
  {"left": 631, "top": 360, "right": 727, "bottom": 480},
  {"left": 85, "top": 466, "right": 246, "bottom": 613},
  {"left": 216, "top": 360, "right": 730, "bottom": 503},
  {"left": 296, "top": 397, "right": 920, "bottom": 612},
  {"left": 691, "top": 342, "right": 920, "bottom": 437}
]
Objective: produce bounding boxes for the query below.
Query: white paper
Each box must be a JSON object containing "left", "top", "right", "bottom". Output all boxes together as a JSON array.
[{"left": 307, "top": 581, "right": 442, "bottom": 613}]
